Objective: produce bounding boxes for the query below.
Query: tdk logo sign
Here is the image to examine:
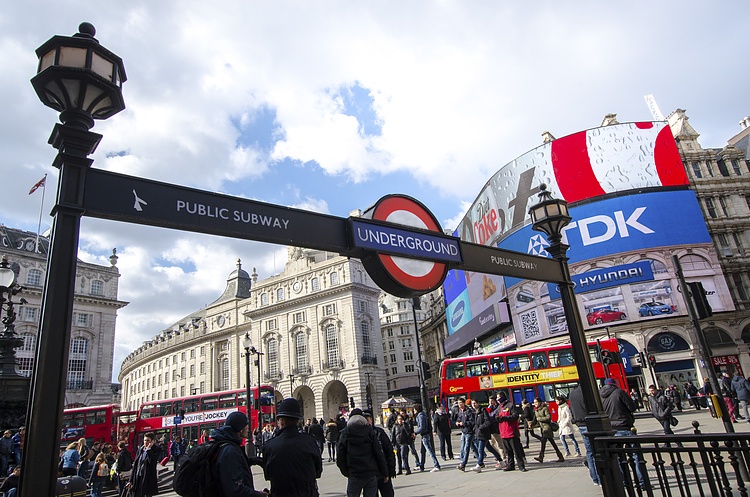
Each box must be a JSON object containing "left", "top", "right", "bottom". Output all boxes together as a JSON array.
[{"left": 568, "top": 207, "right": 653, "bottom": 246}]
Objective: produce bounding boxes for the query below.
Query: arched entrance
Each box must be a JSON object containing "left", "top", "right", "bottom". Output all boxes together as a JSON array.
[
  {"left": 293, "top": 385, "right": 316, "bottom": 421},
  {"left": 322, "top": 380, "right": 348, "bottom": 421}
]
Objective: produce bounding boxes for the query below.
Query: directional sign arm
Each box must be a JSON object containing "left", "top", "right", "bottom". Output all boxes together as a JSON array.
[{"left": 454, "top": 240, "right": 564, "bottom": 284}]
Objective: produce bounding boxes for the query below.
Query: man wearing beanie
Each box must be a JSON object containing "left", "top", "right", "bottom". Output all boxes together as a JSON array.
[
  {"left": 600, "top": 379, "right": 646, "bottom": 489},
  {"left": 336, "top": 408, "right": 388, "bottom": 497},
  {"left": 263, "top": 398, "right": 323, "bottom": 497},
  {"left": 210, "top": 411, "right": 268, "bottom": 497},
  {"left": 362, "top": 410, "right": 396, "bottom": 497}
]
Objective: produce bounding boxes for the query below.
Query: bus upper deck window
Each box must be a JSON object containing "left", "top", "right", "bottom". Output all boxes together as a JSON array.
[
  {"left": 446, "top": 363, "right": 465, "bottom": 380},
  {"left": 531, "top": 353, "right": 548, "bottom": 369},
  {"left": 489, "top": 357, "right": 505, "bottom": 374}
]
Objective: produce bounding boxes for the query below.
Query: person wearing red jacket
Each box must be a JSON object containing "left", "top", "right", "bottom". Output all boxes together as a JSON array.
[{"left": 495, "top": 392, "right": 527, "bottom": 472}]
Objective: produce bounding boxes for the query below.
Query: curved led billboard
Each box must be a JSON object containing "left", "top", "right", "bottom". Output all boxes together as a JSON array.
[{"left": 443, "top": 121, "right": 714, "bottom": 354}]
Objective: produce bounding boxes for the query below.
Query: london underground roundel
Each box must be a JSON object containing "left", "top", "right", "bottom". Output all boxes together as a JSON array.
[{"left": 359, "top": 195, "right": 450, "bottom": 298}]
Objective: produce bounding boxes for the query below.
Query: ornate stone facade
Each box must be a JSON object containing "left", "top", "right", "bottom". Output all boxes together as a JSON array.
[
  {"left": 0, "top": 225, "right": 126, "bottom": 407},
  {"left": 119, "top": 249, "right": 386, "bottom": 422}
]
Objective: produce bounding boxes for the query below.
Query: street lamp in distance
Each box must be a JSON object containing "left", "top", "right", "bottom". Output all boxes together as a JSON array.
[
  {"left": 24, "top": 23, "right": 126, "bottom": 497},
  {"left": 242, "top": 332, "right": 254, "bottom": 457}
]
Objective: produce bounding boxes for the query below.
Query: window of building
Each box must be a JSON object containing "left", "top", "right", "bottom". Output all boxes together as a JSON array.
[
  {"left": 390, "top": 354, "right": 396, "bottom": 363},
  {"left": 706, "top": 161, "right": 715, "bottom": 177},
  {"left": 260, "top": 293, "right": 268, "bottom": 306},
  {"left": 293, "top": 311, "right": 306, "bottom": 324},
  {"left": 680, "top": 254, "right": 711, "bottom": 270},
  {"left": 705, "top": 198, "right": 717, "bottom": 218},
  {"left": 691, "top": 162, "right": 702, "bottom": 178},
  {"left": 732, "top": 159, "right": 742, "bottom": 176},
  {"left": 388, "top": 341, "right": 395, "bottom": 351},
  {"left": 733, "top": 274, "right": 748, "bottom": 301},
  {"left": 323, "top": 303, "right": 336, "bottom": 316},
  {"left": 325, "top": 324, "right": 340, "bottom": 367},
  {"left": 17, "top": 333, "right": 35, "bottom": 377},
  {"left": 172, "top": 370, "right": 178, "bottom": 381},
  {"left": 21, "top": 306, "right": 37, "bottom": 322},
  {"left": 74, "top": 313, "right": 91, "bottom": 327},
  {"left": 358, "top": 300, "right": 368, "bottom": 313},
  {"left": 181, "top": 352, "right": 186, "bottom": 361},
  {"left": 718, "top": 159, "right": 730, "bottom": 177},
  {"left": 403, "top": 351, "right": 413, "bottom": 361},
  {"left": 220, "top": 342, "right": 228, "bottom": 352},
  {"left": 719, "top": 197, "right": 729, "bottom": 216},
  {"left": 27, "top": 269, "right": 42, "bottom": 286},
  {"left": 172, "top": 388, "right": 177, "bottom": 398},
  {"left": 200, "top": 346, "right": 205, "bottom": 356},
  {"left": 221, "top": 359, "right": 230, "bottom": 391},
  {"left": 267, "top": 338, "right": 279, "bottom": 378},
  {"left": 190, "top": 349, "right": 195, "bottom": 359},
  {"left": 330, "top": 272, "right": 339, "bottom": 285},
  {"left": 405, "top": 364, "right": 415, "bottom": 372},
  {"left": 200, "top": 362, "right": 205, "bottom": 374},
  {"left": 276, "top": 288, "right": 285, "bottom": 301},
  {"left": 387, "top": 329, "right": 393, "bottom": 337},
  {"left": 91, "top": 280, "right": 104, "bottom": 295},
  {"left": 200, "top": 381, "right": 205, "bottom": 394},
  {"left": 295, "top": 333, "right": 307, "bottom": 372},
  {"left": 361, "top": 321, "right": 373, "bottom": 358},
  {"left": 266, "top": 319, "right": 278, "bottom": 331},
  {"left": 391, "top": 367, "right": 398, "bottom": 375},
  {"left": 718, "top": 233, "right": 730, "bottom": 247},
  {"left": 180, "top": 386, "right": 185, "bottom": 396},
  {"left": 311, "top": 278, "right": 320, "bottom": 291},
  {"left": 400, "top": 338, "right": 412, "bottom": 348},
  {"left": 68, "top": 337, "right": 88, "bottom": 385},
  {"left": 189, "top": 364, "right": 195, "bottom": 377}
]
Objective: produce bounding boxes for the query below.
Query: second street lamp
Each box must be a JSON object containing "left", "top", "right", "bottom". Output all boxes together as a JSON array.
[
  {"left": 242, "top": 333, "right": 253, "bottom": 456},
  {"left": 529, "top": 184, "right": 618, "bottom": 497}
]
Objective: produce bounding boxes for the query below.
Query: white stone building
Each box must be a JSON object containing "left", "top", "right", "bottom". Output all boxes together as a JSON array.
[
  {"left": 0, "top": 225, "right": 127, "bottom": 407},
  {"left": 119, "top": 248, "right": 387, "bottom": 421}
]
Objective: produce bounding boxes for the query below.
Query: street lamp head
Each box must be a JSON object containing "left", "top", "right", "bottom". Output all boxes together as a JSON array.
[
  {"left": 0, "top": 255, "right": 16, "bottom": 295},
  {"left": 529, "top": 184, "right": 571, "bottom": 243},
  {"left": 242, "top": 332, "right": 253, "bottom": 351},
  {"left": 31, "top": 22, "right": 127, "bottom": 130}
]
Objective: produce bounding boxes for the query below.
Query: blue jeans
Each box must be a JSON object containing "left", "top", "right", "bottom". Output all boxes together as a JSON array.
[
  {"left": 419, "top": 435, "right": 440, "bottom": 469},
  {"left": 459, "top": 432, "right": 475, "bottom": 467},
  {"left": 614, "top": 429, "right": 645, "bottom": 487},
  {"left": 91, "top": 480, "right": 105, "bottom": 497},
  {"left": 346, "top": 475, "right": 378, "bottom": 497},
  {"left": 560, "top": 433, "right": 580, "bottom": 454},
  {"left": 475, "top": 439, "right": 488, "bottom": 466},
  {"left": 577, "top": 425, "right": 599, "bottom": 485}
]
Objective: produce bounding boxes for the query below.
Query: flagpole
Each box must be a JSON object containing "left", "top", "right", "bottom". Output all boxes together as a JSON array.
[{"left": 35, "top": 174, "right": 47, "bottom": 253}]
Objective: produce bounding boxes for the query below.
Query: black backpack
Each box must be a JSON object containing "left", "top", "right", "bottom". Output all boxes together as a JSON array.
[
  {"left": 117, "top": 450, "right": 133, "bottom": 472},
  {"left": 172, "top": 441, "right": 229, "bottom": 497}
]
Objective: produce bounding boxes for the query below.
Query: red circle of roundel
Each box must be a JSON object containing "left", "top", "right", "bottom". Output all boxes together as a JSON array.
[{"left": 370, "top": 195, "right": 448, "bottom": 291}]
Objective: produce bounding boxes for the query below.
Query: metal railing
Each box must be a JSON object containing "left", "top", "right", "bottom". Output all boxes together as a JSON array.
[
  {"left": 361, "top": 354, "right": 378, "bottom": 365},
  {"left": 66, "top": 380, "right": 93, "bottom": 390},
  {"left": 594, "top": 420, "right": 750, "bottom": 497}
]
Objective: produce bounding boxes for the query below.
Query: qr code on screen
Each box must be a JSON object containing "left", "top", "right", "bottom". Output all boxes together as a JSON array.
[{"left": 520, "top": 309, "right": 542, "bottom": 340}]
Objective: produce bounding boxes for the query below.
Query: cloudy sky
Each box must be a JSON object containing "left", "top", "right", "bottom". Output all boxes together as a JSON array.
[{"left": 1, "top": 2, "right": 747, "bottom": 382}]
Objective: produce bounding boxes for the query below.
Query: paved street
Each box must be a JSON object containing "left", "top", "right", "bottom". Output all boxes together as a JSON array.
[{"left": 142, "top": 406, "right": 750, "bottom": 497}]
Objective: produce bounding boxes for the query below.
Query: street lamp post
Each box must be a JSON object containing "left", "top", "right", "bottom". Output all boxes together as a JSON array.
[
  {"left": 365, "top": 372, "right": 373, "bottom": 411},
  {"left": 24, "top": 23, "right": 126, "bottom": 497},
  {"left": 411, "top": 297, "right": 429, "bottom": 410},
  {"left": 242, "top": 333, "right": 253, "bottom": 456},
  {"left": 249, "top": 345, "right": 264, "bottom": 411},
  {"left": 529, "top": 185, "right": 618, "bottom": 497},
  {"left": 289, "top": 373, "right": 295, "bottom": 396}
]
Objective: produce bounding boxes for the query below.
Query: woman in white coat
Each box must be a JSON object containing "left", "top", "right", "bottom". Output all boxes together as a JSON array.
[{"left": 556, "top": 395, "right": 581, "bottom": 457}]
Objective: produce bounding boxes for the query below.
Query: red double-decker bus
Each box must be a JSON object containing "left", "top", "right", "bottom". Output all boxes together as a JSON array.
[
  {"left": 439, "top": 338, "right": 627, "bottom": 419},
  {"left": 134, "top": 385, "right": 277, "bottom": 445},
  {"left": 61, "top": 404, "right": 122, "bottom": 448}
]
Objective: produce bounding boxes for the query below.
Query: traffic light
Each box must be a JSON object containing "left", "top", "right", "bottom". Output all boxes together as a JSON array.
[
  {"left": 688, "top": 282, "right": 713, "bottom": 319},
  {"left": 422, "top": 361, "right": 432, "bottom": 380},
  {"left": 600, "top": 350, "right": 613, "bottom": 366},
  {"left": 648, "top": 354, "right": 657, "bottom": 367}
]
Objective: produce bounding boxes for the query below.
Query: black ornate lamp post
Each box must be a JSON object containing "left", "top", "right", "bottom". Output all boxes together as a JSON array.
[
  {"left": 0, "top": 255, "right": 30, "bottom": 424},
  {"left": 248, "top": 344, "right": 264, "bottom": 411},
  {"left": 411, "top": 297, "right": 429, "bottom": 410},
  {"left": 23, "top": 23, "right": 126, "bottom": 497},
  {"left": 529, "top": 185, "right": 617, "bottom": 497},
  {"left": 242, "top": 332, "right": 254, "bottom": 456}
]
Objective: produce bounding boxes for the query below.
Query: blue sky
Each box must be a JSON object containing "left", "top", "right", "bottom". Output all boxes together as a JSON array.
[{"left": 1, "top": 1, "right": 748, "bottom": 381}]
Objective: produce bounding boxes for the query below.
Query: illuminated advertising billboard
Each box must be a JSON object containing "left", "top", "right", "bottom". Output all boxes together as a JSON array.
[{"left": 443, "top": 121, "right": 711, "bottom": 352}]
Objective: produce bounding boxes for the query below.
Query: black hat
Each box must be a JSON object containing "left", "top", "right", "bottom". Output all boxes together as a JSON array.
[
  {"left": 362, "top": 410, "right": 373, "bottom": 418},
  {"left": 350, "top": 408, "right": 363, "bottom": 417},
  {"left": 226, "top": 411, "right": 249, "bottom": 432},
  {"left": 276, "top": 398, "right": 303, "bottom": 419}
]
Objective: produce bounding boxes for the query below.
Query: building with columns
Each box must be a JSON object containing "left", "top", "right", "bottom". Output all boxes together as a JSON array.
[
  {"left": 0, "top": 225, "right": 127, "bottom": 407},
  {"left": 119, "top": 248, "right": 387, "bottom": 422}
]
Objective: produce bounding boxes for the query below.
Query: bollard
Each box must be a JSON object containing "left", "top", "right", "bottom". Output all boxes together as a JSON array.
[{"left": 55, "top": 476, "right": 87, "bottom": 497}]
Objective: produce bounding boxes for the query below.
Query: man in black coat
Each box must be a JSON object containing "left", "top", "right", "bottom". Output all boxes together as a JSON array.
[
  {"left": 127, "top": 432, "right": 163, "bottom": 497},
  {"left": 308, "top": 419, "right": 325, "bottom": 455},
  {"left": 263, "top": 398, "right": 323, "bottom": 497},
  {"left": 211, "top": 412, "right": 268, "bottom": 497},
  {"left": 600, "top": 379, "right": 645, "bottom": 489},
  {"left": 569, "top": 385, "right": 599, "bottom": 486},
  {"left": 336, "top": 408, "right": 388, "bottom": 497},
  {"left": 431, "top": 405, "right": 453, "bottom": 460},
  {"left": 364, "top": 410, "right": 396, "bottom": 497}
]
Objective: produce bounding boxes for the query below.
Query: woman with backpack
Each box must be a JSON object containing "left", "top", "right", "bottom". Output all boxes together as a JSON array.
[
  {"left": 88, "top": 452, "right": 109, "bottom": 497},
  {"left": 114, "top": 441, "right": 133, "bottom": 496}
]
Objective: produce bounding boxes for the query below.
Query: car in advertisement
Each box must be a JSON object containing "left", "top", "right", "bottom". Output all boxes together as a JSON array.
[
  {"left": 638, "top": 301, "right": 674, "bottom": 317},
  {"left": 586, "top": 306, "right": 627, "bottom": 325}
]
